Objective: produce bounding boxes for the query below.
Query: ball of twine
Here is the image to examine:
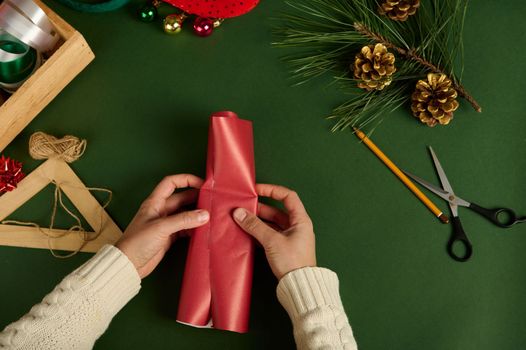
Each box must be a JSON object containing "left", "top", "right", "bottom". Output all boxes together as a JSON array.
[{"left": 29, "top": 131, "right": 87, "bottom": 163}]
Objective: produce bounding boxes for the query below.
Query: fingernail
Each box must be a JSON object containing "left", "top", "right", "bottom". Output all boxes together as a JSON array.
[
  {"left": 233, "top": 208, "right": 247, "bottom": 222},
  {"left": 197, "top": 210, "right": 209, "bottom": 222}
]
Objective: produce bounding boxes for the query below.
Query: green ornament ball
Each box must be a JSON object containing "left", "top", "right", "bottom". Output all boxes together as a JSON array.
[{"left": 138, "top": 4, "right": 157, "bottom": 22}]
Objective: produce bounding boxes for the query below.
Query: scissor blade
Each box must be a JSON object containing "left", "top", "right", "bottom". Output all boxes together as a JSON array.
[
  {"left": 454, "top": 196, "right": 471, "bottom": 208},
  {"left": 403, "top": 171, "right": 452, "bottom": 202},
  {"left": 404, "top": 171, "right": 472, "bottom": 208},
  {"left": 428, "top": 147, "right": 455, "bottom": 195}
]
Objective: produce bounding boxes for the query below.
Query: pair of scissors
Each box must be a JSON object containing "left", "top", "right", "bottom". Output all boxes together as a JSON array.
[{"left": 403, "top": 146, "right": 526, "bottom": 262}]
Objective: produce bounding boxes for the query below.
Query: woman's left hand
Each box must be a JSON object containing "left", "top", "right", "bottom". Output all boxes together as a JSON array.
[{"left": 116, "top": 174, "right": 209, "bottom": 279}]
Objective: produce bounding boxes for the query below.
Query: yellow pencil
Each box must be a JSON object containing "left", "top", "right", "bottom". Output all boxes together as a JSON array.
[{"left": 354, "top": 128, "right": 449, "bottom": 224}]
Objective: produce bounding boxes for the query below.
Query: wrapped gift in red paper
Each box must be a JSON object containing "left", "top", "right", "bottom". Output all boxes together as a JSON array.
[{"left": 177, "top": 111, "right": 257, "bottom": 333}]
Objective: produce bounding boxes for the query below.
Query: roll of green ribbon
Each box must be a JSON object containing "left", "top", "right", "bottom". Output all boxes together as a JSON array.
[{"left": 0, "top": 32, "right": 38, "bottom": 85}]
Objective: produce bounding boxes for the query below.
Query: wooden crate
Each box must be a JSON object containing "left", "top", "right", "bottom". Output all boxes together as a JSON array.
[{"left": 0, "top": 0, "right": 95, "bottom": 153}]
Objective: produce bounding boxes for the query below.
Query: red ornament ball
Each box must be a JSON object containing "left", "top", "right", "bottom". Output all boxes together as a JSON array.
[
  {"left": 161, "top": 0, "right": 259, "bottom": 19},
  {"left": 193, "top": 17, "right": 214, "bottom": 37},
  {"left": 0, "top": 155, "right": 25, "bottom": 194}
]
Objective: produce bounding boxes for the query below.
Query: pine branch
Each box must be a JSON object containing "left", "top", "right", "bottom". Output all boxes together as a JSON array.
[
  {"left": 354, "top": 22, "right": 481, "bottom": 112},
  {"left": 273, "top": 0, "right": 478, "bottom": 132}
]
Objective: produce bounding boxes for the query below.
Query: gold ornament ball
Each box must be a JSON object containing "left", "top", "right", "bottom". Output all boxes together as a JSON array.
[{"left": 163, "top": 14, "right": 184, "bottom": 34}]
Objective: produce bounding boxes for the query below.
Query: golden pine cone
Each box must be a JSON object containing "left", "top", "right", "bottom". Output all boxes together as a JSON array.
[
  {"left": 378, "top": 0, "right": 420, "bottom": 21},
  {"left": 353, "top": 43, "right": 396, "bottom": 91},
  {"left": 411, "top": 73, "right": 459, "bottom": 127}
]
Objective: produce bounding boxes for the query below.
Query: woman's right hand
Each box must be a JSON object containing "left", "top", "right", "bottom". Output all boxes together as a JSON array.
[{"left": 233, "top": 184, "right": 316, "bottom": 280}]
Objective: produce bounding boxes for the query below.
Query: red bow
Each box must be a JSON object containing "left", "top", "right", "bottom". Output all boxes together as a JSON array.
[{"left": 0, "top": 155, "right": 25, "bottom": 194}]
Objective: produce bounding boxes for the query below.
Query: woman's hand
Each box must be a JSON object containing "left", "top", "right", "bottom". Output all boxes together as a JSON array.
[
  {"left": 233, "top": 184, "right": 316, "bottom": 280},
  {"left": 116, "top": 174, "right": 209, "bottom": 279}
]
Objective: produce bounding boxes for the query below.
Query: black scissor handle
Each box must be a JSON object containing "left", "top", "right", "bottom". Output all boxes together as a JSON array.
[
  {"left": 447, "top": 217, "right": 473, "bottom": 262},
  {"left": 469, "top": 202, "right": 526, "bottom": 228}
]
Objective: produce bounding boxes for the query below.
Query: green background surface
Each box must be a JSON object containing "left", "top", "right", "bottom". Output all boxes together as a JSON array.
[{"left": 1, "top": 1, "right": 526, "bottom": 349}]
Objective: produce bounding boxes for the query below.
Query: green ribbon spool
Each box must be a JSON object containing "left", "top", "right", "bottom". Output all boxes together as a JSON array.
[{"left": 0, "top": 34, "right": 38, "bottom": 84}]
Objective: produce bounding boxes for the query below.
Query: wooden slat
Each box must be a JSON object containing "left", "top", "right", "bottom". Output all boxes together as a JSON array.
[{"left": 0, "top": 225, "right": 113, "bottom": 253}]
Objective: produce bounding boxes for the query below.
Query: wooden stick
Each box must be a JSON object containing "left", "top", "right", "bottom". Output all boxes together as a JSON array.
[
  {"left": 0, "top": 224, "right": 117, "bottom": 253},
  {"left": 354, "top": 128, "right": 449, "bottom": 224}
]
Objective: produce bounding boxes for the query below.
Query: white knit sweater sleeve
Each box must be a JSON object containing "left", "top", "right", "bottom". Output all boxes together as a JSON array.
[
  {"left": 277, "top": 267, "right": 358, "bottom": 350},
  {"left": 0, "top": 245, "right": 141, "bottom": 350}
]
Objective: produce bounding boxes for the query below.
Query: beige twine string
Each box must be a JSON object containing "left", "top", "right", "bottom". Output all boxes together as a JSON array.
[
  {"left": 29, "top": 131, "right": 87, "bottom": 162},
  {"left": 2, "top": 132, "right": 112, "bottom": 258}
]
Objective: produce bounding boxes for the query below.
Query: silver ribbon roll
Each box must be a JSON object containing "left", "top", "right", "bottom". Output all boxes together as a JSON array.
[
  {"left": 0, "top": 0, "right": 58, "bottom": 53},
  {"left": 8, "top": 0, "right": 54, "bottom": 33}
]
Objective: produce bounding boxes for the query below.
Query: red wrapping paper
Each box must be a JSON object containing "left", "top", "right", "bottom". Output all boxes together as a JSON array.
[{"left": 177, "top": 111, "right": 257, "bottom": 333}]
